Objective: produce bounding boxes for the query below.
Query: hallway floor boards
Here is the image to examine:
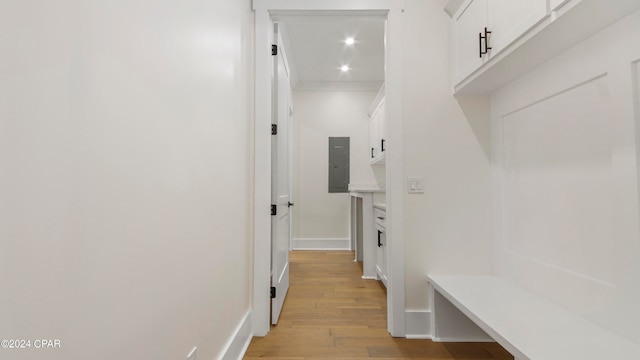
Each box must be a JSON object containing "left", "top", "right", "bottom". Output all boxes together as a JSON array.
[{"left": 243, "top": 251, "right": 513, "bottom": 360}]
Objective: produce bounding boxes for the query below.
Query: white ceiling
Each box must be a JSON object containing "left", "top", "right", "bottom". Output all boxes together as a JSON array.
[{"left": 278, "top": 16, "right": 385, "bottom": 91}]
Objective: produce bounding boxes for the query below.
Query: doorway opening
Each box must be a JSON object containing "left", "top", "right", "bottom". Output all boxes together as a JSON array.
[{"left": 253, "top": 0, "right": 405, "bottom": 338}]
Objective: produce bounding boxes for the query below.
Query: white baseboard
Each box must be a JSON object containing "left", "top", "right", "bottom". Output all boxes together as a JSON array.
[
  {"left": 220, "top": 310, "right": 253, "bottom": 360},
  {"left": 292, "top": 238, "right": 350, "bottom": 250},
  {"left": 432, "top": 336, "right": 495, "bottom": 343},
  {"left": 405, "top": 310, "right": 432, "bottom": 339}
]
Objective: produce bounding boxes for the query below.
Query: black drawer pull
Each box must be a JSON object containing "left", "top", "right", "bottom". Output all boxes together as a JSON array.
[{"left": 378, "top": 230, "right": 382, "bottom": 247}]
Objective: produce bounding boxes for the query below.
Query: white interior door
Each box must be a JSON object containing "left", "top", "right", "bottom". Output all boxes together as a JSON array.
[{"left": 271, "top": 24, "right": 291, "bottom": 325}]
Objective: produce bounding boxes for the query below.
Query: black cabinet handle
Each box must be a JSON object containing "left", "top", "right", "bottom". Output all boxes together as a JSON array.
[
  {"left": 381, "top": 138, "right": 385, "bottom": 152},
  {"left": 371, "top": 147, "right": 375, "bottom": 158},
  {"left": 378, "top": 230, "right": 382, "bottom": 247},
  {"left": 479, "top": 27, "right": 492, "bottom": 58},
  {"left": 484, "top": 27, "right": 492, "bottom": 54},
  {"left": 288, "top": 202, "right": 294, "bottom": 207}
]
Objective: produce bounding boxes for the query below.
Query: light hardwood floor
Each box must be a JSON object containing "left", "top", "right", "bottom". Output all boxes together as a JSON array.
[{"left": 244, "top": 251, "right": 513, "bottom": 360}]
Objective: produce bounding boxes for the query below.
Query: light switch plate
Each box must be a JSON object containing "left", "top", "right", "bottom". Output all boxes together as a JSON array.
[{"left": 407, "top": 177, "right": 424, "bottom": 194}]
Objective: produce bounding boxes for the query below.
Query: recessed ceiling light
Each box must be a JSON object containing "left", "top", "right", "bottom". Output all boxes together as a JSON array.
[
  {"left": 345, "top": 37, "right": 355, "bottom": 46},
  {"left": 341, "top": 65, "right": 350, "bottom": 72}
]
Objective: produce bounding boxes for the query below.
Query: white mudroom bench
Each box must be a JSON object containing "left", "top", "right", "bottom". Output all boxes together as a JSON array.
[{"left": 427, "top": 275, "right": 640, "bottom": 360}]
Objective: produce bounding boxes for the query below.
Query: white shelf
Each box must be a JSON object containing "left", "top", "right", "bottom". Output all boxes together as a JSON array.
[{"left": 371, "top": 152, "right": 386, "bottom": 165}]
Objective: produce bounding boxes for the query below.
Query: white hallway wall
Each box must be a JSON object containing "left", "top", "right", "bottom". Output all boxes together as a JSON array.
[
  {"left": 492, "top": 9, "right": 640, "bottom": 343},
  {"left": 0, "top": 1, "right": 253, "bottom": 359},
  {"left": 292, "top": 90, "right": 378, "bottom": 248}
]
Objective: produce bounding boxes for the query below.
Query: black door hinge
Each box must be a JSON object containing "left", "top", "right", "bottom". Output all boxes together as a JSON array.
[
  {"left": 272, "top": 124, "right": 278, "bottom": 135},
  {"left": 272, "top": 44, "right": 278, "bottom": 56},
  {"left": 271, "top": 286, "right": 276, "bottom": 299},
  {"left": 271, "top": 204, "right": 277, "bottom": 216}
]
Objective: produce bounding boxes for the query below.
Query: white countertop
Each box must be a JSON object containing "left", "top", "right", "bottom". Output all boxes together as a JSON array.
[
  {"left": 373, "top": 203, "right": 386, "bottom": 210},
  {"left": 348, "top": 184, "right": 384, "bottom": 192}
]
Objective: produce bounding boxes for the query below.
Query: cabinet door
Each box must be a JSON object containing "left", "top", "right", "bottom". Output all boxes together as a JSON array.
[
  {"left": 549, "top": 0, "right": 570, "bottom": 11},
  {"left": 377, "top": 101, "right": 386, "bottom": 153},
  {"left": 376, "top": 229, "right": 387, "bottom": 287},
  {"left": 454, "top": 0, "right": 489, "bottom": 82},
  {"left": 369, "top": 108, "right": 379, "bottom": 159},
  {"left": 489, "top": 0, "right": 548, "bottom": 54}
]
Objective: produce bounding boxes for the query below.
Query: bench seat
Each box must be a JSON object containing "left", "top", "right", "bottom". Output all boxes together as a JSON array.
[{"left": 428, "top": 275, "right": 640, "bottom": 360}]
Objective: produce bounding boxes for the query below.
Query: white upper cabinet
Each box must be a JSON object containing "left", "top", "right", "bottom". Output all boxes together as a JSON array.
[
  {"left": 368, "top": 84, "right": 386, "bottom": 165},
  {"left": 369, "top": 100, "right": 386, "bottom": 164},
  {"left": 451, "top": 0, "right": 547, "bottom": 85},
  {"left": 445, "top": 0, "right": 640, "bottom": 94},
  {"left": 453, "top": 0, "right": 489, "bottom": 82},
  {"left": 549, "top": 0, "right": 570, "bottom": 11},
  {"left": 369, "top": 108, "right": 378, "bottom": 159},
  {"left": 377, "top": 101, "right": 386, "bottom": 154},
  {"left": 488, "top": 0, "right": 548, "bottom": 54}
]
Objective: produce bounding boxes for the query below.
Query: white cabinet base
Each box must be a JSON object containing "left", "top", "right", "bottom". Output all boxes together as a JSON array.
[{"left": 350, "top": 191, "right": 377, "bottom": 279}]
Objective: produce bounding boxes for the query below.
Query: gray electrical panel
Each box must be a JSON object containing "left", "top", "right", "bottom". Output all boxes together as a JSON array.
[{"left": 328, "top": 137, "right": 350, "bottom": 193}]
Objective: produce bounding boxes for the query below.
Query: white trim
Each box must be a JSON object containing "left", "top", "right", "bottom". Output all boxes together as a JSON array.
[
  {"left": 219, "top": 311, "right": 253, "bottom": 360},
  {"left": 252, "top": 8, "right": 274, "bottom": 337},
  {"left": 367, "top": 83, "right": 386, "bottom": 117},
  {"left": 253, "top": 0, "right": 405, "bottom": 338},
  {"left": 405, "top": 310, "right": 431, "bottom": 339},
  {"left": 384, "top": 7, "right": 406, "bottom": 338},
  {"left": 433, "top": 336, "right": 495, "bottom": 343},
  {"left": 275, "top": 23, "right": 299, "bottom": 89},
  {"left": 292, "top": 238, "right": 351, "bottom": 250}
]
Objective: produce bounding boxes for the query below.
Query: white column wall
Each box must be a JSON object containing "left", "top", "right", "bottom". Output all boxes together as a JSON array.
[{"left": 402, "top": 0, "right": 494, "bottom": 312}]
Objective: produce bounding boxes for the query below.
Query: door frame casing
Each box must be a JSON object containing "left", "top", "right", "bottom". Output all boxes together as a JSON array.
[{"left": 252, "top": 0, "right": 406, "bottom": 337}]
